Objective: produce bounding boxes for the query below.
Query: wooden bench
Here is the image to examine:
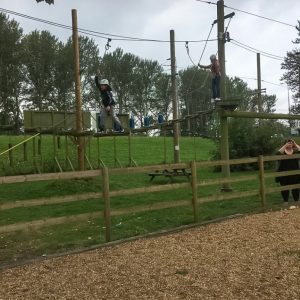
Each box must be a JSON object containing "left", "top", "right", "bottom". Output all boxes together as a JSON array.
[{"left": 148, "top": 168, "right": 191, "bottom": 182}]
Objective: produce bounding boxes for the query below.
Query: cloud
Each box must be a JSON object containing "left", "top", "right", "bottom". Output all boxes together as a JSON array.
[{"left": 0, "top": 0, "right": 299, "bottom": 112}]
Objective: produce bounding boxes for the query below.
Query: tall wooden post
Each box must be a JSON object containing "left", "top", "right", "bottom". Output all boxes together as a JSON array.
[
  {"left": 8, "top": 143, "right": 13, "bottom": 167},
  {"left": 190, "top": 160, "right": 199, "bottom": 222},
  {"left": 217, "top": 0, "right": 231, "bottom": 191},
  {"left": 170, "top": 29, "right": 180, "bottom": 163},
  {"left": 72, "top": 9, "right": 85, "bottom": 171},
  {"left": 298, "top": 66, "right": 300, "bottom": 99},
  {"left": 257, "top": 53, "right": 262, "bottom": 113},
  {"left": 102, "top": 167, "right": 111, "bottom": 242},
  {"left": 258, "top": 155, "right": 266, "bottom": 207},
  {"left": 187, "top": 101, "right": 191, "bottom": 133}
]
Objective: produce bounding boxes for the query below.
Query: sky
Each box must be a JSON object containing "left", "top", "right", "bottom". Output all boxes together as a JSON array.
[{"left": 1, "top": 0, "right": 299, "bottom": 113}]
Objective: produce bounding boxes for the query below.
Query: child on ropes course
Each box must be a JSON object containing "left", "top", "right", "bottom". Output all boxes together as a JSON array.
[
  {"left": 198, "top": 54, "right": 221, "bottom": 102},
  {"left": 95, "top": 69, "right": 123, "bottom": 132}
]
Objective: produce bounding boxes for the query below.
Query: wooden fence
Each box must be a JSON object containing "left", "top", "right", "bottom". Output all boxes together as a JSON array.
[{"left": 1, "top": 154, "right": 300, "bottom": 242}]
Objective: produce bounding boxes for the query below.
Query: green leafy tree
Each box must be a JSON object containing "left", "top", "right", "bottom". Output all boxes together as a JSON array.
[
  {"left": 22, "top": 30, "right": 59, "bottom": 110},
  {"left": 101, "top": 48, "right": 139, "bottom": 114},
  {"left": 52, "top": 41, "right": 74, "bottom": 111},
  {"left": 153, "top": 73, "right": 172, "bottom": 121},
  {"left": 210, "top": 77, "right": 286, "bottom": 167},
  {"left": 64, "top": 36, "right": 100, "bottom": 111},
  {"left": 281, "top": 20, "right": 300, "bottom": 112},
  {"left": 0, "top": 13, "right": 24, "bottom": 129},
  {"left": 130, "top": 59, "right": 163, "bottom": 126},
  {"left": 178, "top": 67, "right": 213, "bottom": 136}
]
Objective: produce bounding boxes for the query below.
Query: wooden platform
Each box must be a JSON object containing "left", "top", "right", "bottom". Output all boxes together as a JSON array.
[
  {"left": 215, "top": 99, "right": 239, "bottom": 110},
  {"left": 93, "top": 130, "right": 130, "bottom": 137}
]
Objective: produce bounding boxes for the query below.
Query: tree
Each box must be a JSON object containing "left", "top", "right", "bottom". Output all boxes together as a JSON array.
[
  {"left": 178, "top": 67, "right": 213, "bottom": 136},
  {"left": 153, "top": 73, "right": 172, "bottom": 122},
  {"left": 52, "top": 41, "right": 74, "bottom": 111},
  {"left": 101, "top": 48, "right": 139, "bottom": 114},
  {"left": 130, "top": 59, "right": 163, "bottom": 126},
  {"left": 22, "top": 30, "right": 59, "bottom": 110},
  {"left": 281, "top": 20, "right": 300, "bottom": 112},
  {"left": 76, "top": 36, "right": 101, "bottom": 110},
  {"left": 210, "top": 76, "right": 285, "bottom": 167},
  {"left": 0, "top": 13, "right": 24, "bottom": 129}
]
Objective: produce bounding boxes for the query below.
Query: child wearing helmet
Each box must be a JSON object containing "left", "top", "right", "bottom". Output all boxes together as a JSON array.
[
  {"left": 95, "top": 69, "right": 123, "bottom": 132},
  {"left": 198, "top": 54, "right": 221, "bottom": 102}
]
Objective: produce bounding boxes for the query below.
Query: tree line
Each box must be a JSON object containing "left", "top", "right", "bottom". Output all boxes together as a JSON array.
[{"left": 0, "top": 12, "right": 298, "bottom": 142}]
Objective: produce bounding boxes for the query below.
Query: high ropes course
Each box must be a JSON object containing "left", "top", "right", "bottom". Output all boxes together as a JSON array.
[{"left": 0, "top": 0, "right": 298, "bottom": 181}]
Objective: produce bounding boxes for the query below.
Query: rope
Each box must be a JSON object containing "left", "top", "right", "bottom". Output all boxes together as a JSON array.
[
  {"left": 185, "top": 42, "right": 197, "bottom": 67},
  {"left": 185, "top": 23, "right": 215, "bottom": 95},
  {"left": 0, "top": 133, "right": 40, "bottom": 157},
  {"left": 184, "top": 14, "right": 234, "bottom": 97}
]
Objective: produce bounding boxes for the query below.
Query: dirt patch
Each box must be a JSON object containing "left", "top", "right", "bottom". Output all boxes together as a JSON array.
[{"left": 1, "top": 208, "right": 300, "bottom": 299}]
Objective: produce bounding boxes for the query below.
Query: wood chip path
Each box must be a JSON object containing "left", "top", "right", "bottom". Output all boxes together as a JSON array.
[{"left": 1, "top": 208, "right": 299, "bottom": 299}]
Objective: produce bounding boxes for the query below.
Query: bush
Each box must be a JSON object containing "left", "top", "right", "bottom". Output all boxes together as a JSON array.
[{"left": 212, "top": 119, "right": 289, "bottom": 170}]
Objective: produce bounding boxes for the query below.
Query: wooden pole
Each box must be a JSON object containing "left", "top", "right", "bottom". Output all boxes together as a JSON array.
[
  {"left": 187, "top": 101, "right": 191, "bottom": 133},
  {"left": 65, "top": 135, "right": 68, "bottom": 169},
  {"left": 38, "top": 135, "right": 42, "bottom": 156},
  {"left": 38, "top": 135, "right": 43, "bottom": 171},
  {"left": 190, "top": 160, "right": 199, "bottom": 222},
  {"left": 8, "top": 143, "right": 13, "bottom": 167},
  {"left": 299, "top": 65, "right": 300, "bottom": 99},
  {"left": 128, "top": 133, "right": 137, "bottom": 167},
  {"left": 97, "top": 136, "right": 100, "bottom": 168},
  {"left": 223, "top": 110, "right": 300, "bottom": 120},
  {"left": 163, "top": 130, "right": 167, "bottom": 163},
  {"left": 23, "top": 141, "right": 27, "bottom": 162},
  {"left": 217, "top": 0, "right": 231, "bottom": 191},
  {"left": 72, "top": 9, "right": 85, "bottom": 171},
  {"left": 217, "top": 0, "right": 226, "bottom": 101},
  {"left": 32, "top": 137, "right": 36, "bottom": 160},
  {"left": 102, "top": 167, "right": 111, "bottom": 242},
  {"left": 258, "top": 155, "right": 266, "bottom": 207},
  {"left": 170, "top": 29, "right": 180, "bottom": 163},
  {"left": 257, "top": 53, "right": 262, "bottom": 113},
  {"left": 113, "top": 137, "right": 117, "bottom": 167}
]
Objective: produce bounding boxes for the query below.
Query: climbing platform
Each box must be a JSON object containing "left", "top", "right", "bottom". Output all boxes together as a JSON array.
[{"left": 215, "top": 99, "right": 239, "bottom": 111}]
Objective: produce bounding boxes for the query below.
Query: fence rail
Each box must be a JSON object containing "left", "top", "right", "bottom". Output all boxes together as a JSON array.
[{"left": 1, "top": 154, "right": 300, "bottom": 241}]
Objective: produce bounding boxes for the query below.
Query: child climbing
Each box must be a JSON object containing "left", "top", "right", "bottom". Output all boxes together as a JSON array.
[
  {"left": 95, "top": 69, "right": 123, "bottom": 132},
  {"left": 198, "top": 54, "right": 221, "bottom": 102}
]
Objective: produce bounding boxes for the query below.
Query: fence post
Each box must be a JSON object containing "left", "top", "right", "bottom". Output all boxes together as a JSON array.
[
  {"left": 38, "top": 136, "right": 42, "bottom": 155},
  {"left": 258, "top": 155, "right": 266, "bottom": 207},
  {"left": 190, "top": 160, "right": 199, "bottom": 222},
  {"left": 23, "top": 141, "right": 27, "bottom": 161},
  {"left": 102, "top": 166, "right": 111, "bottom": 242},
  {"left": 8, "top": 143, "right": 13, "bottom": 167}
]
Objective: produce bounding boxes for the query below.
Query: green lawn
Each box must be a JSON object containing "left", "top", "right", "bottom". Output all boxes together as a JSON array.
[
  {"left": 0, "top": 135, "right": 288, "bottom": 267},
  {"left": 0, "top": 135, "right": 214, "bottom": 175}
]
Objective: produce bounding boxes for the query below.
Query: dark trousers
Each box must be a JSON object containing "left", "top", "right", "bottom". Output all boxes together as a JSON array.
[
  {"left": 280, "top": 183, "right": 299, "bottom": 202},
  {"left": 212, "top": 75, "right": 221, "bottom": 99}
]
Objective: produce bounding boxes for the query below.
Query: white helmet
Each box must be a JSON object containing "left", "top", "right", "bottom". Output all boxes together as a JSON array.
[
  {"left": 210, "top": 54, "right": 216, "bottom": 61},
  {"left": 100, "top": 79, "right": 109, "bottom": 85}
]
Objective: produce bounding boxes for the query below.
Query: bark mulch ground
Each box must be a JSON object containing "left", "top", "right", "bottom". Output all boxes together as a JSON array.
[{"left": 1, "top": 208, "right": 299, "bottom": 300}]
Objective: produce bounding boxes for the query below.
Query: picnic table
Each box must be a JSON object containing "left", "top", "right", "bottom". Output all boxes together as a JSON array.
[{"left": 148, "top": 168, "right": 191, "bottom": 182}]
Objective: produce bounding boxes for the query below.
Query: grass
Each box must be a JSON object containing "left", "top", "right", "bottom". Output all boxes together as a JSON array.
[
  {"left": 0, "top": 135, "right": 290, "bottom": 267},
  {"left": 0, "top": 135, "right": 214, "bottom": 175}
]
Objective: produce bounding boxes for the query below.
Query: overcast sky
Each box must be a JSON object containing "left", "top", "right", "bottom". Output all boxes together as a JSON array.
[{"left": 1, "top": 0, "right": 299, "bottom": 113}]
